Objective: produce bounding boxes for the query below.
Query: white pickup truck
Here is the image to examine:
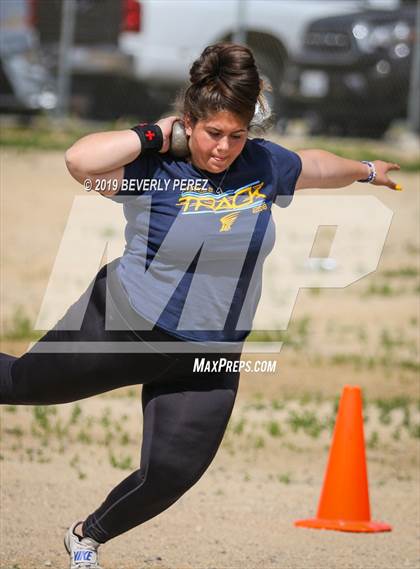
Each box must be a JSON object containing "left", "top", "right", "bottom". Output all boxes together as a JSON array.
[
  {"left": 35, "top": 0, "right": 401, "bottom": 120},
  {"left": 119, "top": 0, "right": 400, "bottom": 120}
]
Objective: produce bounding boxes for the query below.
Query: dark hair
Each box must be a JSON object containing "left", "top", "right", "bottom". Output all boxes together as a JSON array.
[{"left": 177, "top": 43, "right": 267, "bottom": 127}]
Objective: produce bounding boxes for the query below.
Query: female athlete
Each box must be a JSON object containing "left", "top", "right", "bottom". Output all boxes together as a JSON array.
[{"left": 0, "top": 43, "right": 401, "bottom": 569}]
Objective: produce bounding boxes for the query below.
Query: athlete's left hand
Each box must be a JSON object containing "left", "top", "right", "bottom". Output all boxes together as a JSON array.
[
  {"left": 371, "top": 161, "right": 402, "bottom": 191},
  {"left": 156, "top": 115, "right": 180, "bottom": 154}
]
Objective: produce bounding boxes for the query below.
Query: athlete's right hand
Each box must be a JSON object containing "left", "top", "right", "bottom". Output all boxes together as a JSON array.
[{"left": 156, "top": 115, "right": 180, "bottom": 153}]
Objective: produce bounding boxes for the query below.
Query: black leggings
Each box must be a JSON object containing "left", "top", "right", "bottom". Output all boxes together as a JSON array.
[{"left": 0, "top": 260, "right": 241, "bottom": 544}]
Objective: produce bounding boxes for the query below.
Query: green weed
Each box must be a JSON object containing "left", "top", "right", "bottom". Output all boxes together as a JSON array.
[
  {"left": 402, "top": 406, "right": 411, "bottom": 429},
  {"left": 375, "top": 396, "right": 410, "bottom": 415},
  {"left": 382, "top": 267, "right": 419, "bottom": 278},
  {"left": 102, "top": 431, "right": 114, "bottom": 446},
  {"left": 399, "top": 360, "right": 420, "bottom": 373},
  {"left": 245, "top": 393, "right": 266, "bottom": 410},
  {"left": 299, "top": 392, "right": 324, "bottom": 406},
  {"left": 287, "top": 410, "right": 325, "bottom": 438},
  {"left": 100, "top": 407, "right": 112, "bottom": 428},
  {"left": 109, "top": 451, "right": 133, "bottom": 470},
  {"left": 32, "top": 405, "right": 57, "bottom": 434},
  {"left": 267, "top": 421, "right": 283, "bottom": 437},
  {"left": 392, "top": 428, "right": 401, "bottom": 441},
  {"left": 363, "top": 283, "right": 402, "bottom": 297},
  {"left": 232, "top": 418, "right": 246, "bottom": 435},
  {"left": 367, "top": 431, "right": 379, "bottom": 449},
  {"left": 120, "top": 432, "right": 131, "bottom": 445},
  {"left": 5, "top": 426, "right": 23, "bottom": 437},
  {"left": 310, "top": 287, "right": 322, "bottom": 296},
  {"left": 101, "top": 226, "right": 117, "bottom": 238},
  {"left": 380, "top": 329, "right": 407, "bottom": 351},
  {"left": 26, "top": 448, "right": 35, "bottom": 461},
  {"left": 277, "top": 473, "right": 291, "bottom": 484},
  {"left": 330, "top": 352, "right": 418, "bottom": 374},
  {"left": 248, "top": 316, "right": 311, "bottom": 350},
  {"left": 330, "top": 353, "right": 372, "bottom": 370},
  {"left": 253, "top": 435, "right": 265, "bottom": 449},
  {"left": 2, "top": 307, "right": 42, "bottom": 340},
  {"left": 410, "top": 424, "right": 420, "bottom": 438},
  {"left": 405, "top": 242, "right": 420, "bottom": 255},
  {"left": 69, "top": 403, "right": 82, "bottom": 425},
  {"left": 69, "top": 453, "right": 87, "bottom": 480},
  {"left": 54, "top": 418, "right": 69, "bottom": 440},
  {"left": 77, "top": 430, "right": 92, "bottom": 444},
  {"left": 271, "top": 399, "right": 284, "bottom": 411},
  {"left": 35, "top": 448, "right": 51, "bottom": 464}
]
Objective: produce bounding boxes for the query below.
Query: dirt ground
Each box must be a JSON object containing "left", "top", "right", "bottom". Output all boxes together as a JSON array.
[{"left": 0, "top": 147, "right": 419, "bottom": 569}]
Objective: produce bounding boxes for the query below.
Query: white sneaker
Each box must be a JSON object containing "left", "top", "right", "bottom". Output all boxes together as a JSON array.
[{"left": 64, "top": 521, "right": 103, "bottom": 569}]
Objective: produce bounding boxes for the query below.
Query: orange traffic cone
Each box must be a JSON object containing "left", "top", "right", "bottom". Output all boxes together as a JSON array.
[{"left": 295, "top": 385, "right": 391, "bottom": 532}]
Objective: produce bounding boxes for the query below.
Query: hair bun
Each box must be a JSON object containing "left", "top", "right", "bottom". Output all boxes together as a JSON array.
[
  {"left": 181, "top": 42, "right": 262, "bottom": 127},
  {"left": 189, "top": 45, "right": 227, "bottom": 86}
]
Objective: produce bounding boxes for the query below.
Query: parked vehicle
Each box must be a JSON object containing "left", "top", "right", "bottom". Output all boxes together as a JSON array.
[
  {"left": 281, "top": 1, "right": 416, "bottom": 137},
  {"left": 119, "top": 0, "right": 384, "bottom": 124},
  {"left": 34, "top": 0, "right": 135, "bottom": 119},
  {"left": 31, "top": 0, "right": 407, "bottom": 123},
  {"left": 34, "top": 0, "right": 382, "bottom": 121},
  {"left": 0, "top": 0, "right": 57, "bottom": 115}
]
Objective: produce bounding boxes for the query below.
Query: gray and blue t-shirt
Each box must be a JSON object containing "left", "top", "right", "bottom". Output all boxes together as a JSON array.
[{"left": 111, "top": 138, "right": 302, "bottom": 343}]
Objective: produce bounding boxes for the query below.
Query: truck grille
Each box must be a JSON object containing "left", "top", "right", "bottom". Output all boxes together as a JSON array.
[{"left": 304, "top": 31, "right": 352, "bottom": 53}]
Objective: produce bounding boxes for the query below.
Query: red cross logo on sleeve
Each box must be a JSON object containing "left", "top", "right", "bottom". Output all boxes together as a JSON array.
[{"left": 145, "top": 130, "right": 155, "bottom": 141}]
